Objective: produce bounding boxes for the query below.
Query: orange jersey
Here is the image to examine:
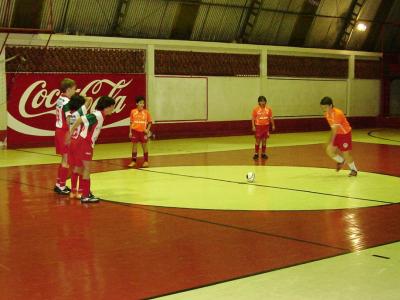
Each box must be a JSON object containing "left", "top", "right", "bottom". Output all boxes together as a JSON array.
[
  {"left": 130, "top": 109, "right": 152, "bottom": 132},
  {"left": 252, "top": 106, "right": 272, "bottom": 126},
  {"left": 324, "top": 107, "right": 351, "bottom": 135}
]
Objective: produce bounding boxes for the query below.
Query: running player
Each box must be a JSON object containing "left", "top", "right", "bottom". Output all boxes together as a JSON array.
[
  {"left": 67, "top": 96, "right": 116, "bottom": 203},
  {"left": 252, "top": 96, "right": 275, "bottom": 160},
  {"left": 68, "top": 95, "right": 93, "bottom": 199},
  {"left": 54, "top": 78, "right": 77, "bottom": 195},
  {"left": 128, "top": 96, "right": 152, "bottom": 168},
  {"left": 320, "top": 96, "right": 358, "bottom": 176}
]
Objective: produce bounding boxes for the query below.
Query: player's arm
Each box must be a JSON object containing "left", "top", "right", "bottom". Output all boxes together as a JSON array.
[
  {"left": 145, "top": 112, "right": 153, "bottom": 134},
  {"left": 329, "top": 125, "right": 339, "bottom": 145},
  {"left": 251, "top": 111, "right": 256, "bottom": 132},
  {"left": 270, "top": 116, "right": 275, "bottom": 131},
  {"left": 129, "top": 113, "right": 133, "bottom": 138},
  {"left": 84, "top": 96, "right": 93, "bottom": 109}
]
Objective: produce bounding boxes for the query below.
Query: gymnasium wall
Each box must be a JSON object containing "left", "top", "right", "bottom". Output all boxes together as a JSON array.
[{"left": 0, "top": 33, "right": 382, "bottom": 146}]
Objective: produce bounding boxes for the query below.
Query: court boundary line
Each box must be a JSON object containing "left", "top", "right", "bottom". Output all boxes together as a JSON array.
[
  {"left": 147, "top": 239, "right": 400, "bottom": 299},
  {"left": 368, "top": 129, "right": 400, "bottom": 143}
]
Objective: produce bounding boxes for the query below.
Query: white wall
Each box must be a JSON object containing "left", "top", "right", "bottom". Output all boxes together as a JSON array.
[{"left": 0, "top": 33, "right": 382, "bottom": 132}]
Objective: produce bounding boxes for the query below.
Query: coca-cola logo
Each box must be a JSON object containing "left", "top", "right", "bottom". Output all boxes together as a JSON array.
[
  {"left": 19, "top": 79, "right": 131, "bottom": 118},
  {"left": 7, "top": 74, "right": 145, "bottom": 138}
]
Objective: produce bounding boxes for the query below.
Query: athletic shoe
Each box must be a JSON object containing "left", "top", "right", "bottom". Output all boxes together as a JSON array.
[
  {"left": 81, "top": 194, "right": 99, "bottom": 203},
  {"left": 348, "top": 170, "right": 358, "bottom": 177},
  {"left": 128, "top": 161, "right": 136, "bottom": 168},
  {"left": 336, "top": 161, "right": 345, "bottom": 172},
  {"left": 142, "top": 161, "right": 149, "bottom": 168},
  {"left": 54, "top": 186, "right": 71, "bottom": 195},
  {"left": 261, "top": 153, "right": 268, "bottom": 159},
  {"left": 253, "top": 154, "right": 259, "bottom": 160}
]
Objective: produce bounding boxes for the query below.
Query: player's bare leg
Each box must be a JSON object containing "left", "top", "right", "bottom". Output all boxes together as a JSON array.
[
  {"left": 253, "top": 138, "right": 261, "bottom": 160},
  {"left": 142, "top": 143, "right": 149, "bottom": 167},
  {"left": 342, "top": 151, "right": 358, "bottom": 176},
  {"left": 326, "top": 144, "right": 345, "bottom": 171},
  {"left": 128, "top": 143, "right": 138, "bottom": 167}
]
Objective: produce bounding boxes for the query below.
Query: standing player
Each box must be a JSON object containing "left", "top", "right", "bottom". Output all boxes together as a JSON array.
[
  {"left": 68, "top": 96, "right": 115, "bottom": 203},
  {"left": 320, "top": 96, "right": 358, "bottom": 176},
  {"left": 68, "top": 95, "right": 93, "bottom": 199},
  {"left": 54, "top": 78, "right": 77, "bottom": 195},
  {"left": 252, "top": 96, "right": 275, "bottom": 160},
  {"left": 128, "top": 96, "right": 152, "bottom": 168}
]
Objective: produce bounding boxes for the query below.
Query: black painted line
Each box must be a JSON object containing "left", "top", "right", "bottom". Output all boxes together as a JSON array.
[
  {"left": 136, "top": 168, "right": 395, "bottom": 205},
  {"left": 372, "top": 254, "right": 390, "bottom": 259},
  {"left": 368, "top": 130, "right": 400, "bottom": 143}
]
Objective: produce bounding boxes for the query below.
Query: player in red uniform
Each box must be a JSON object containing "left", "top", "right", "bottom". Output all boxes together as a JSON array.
[
  {"left": 68, "top": 96, "right": 115, "bottom": 203},
  {"left": 128, "top": 96, "right": 152, "bottom": 168},
  {"left": 67, "top": 95, "right": 93, "bottom": 199},
  {"left": 54, "top": 78, "right": 77, "bottom": 195},
  {"left": 252, "top": 96, "right": 275, "bottom": 160},
  {"left": 320, "top": 96, "right": 358, "bottom": 176}
]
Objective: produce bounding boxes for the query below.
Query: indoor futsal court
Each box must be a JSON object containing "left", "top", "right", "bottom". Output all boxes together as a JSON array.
[{"left": 1, "top": 0, "right": 400, "bottom": 299}]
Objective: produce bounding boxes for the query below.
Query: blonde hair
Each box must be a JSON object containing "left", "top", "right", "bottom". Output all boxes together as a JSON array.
[{"left": 60, "top": 78, "right": 76, "bottom": 92}]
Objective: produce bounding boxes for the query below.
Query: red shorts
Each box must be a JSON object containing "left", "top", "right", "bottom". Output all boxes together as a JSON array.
[
  {"left": 255, "top": 125, "right": 269, "bottom": 140},
  {"left": 76, "top": 138, "right": 93, "bottom": 162},
  {"left": 55, "top": 128, "right": 69, "bottom": 155},
  {"left": 333, "top": 132, "right": 352, "bottom": 152},
  {"left": 131, "top": 130, "right": 148, "bottom": 144},
  {"left": 68, "top": 138, "right": 83, "bottom": 167}
]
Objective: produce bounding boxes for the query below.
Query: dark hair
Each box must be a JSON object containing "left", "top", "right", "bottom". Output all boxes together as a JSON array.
[
  {"left": 258, "top": 96, "right": 267, "bottom": 103},
  {"left": 69, "top": 95, "right": 85, "bottom": 111},
  {"left": 136, "top": 96, "right": 145, "bottom": 104},
  {"left": 95, "top": 96, "right": 116, "bottom": 110},
  {"left": 60, "top": 78, "right": 76, "bottom": 92},
  {"left": 320, "top": 96, "right": 333, "bottom": 106}
]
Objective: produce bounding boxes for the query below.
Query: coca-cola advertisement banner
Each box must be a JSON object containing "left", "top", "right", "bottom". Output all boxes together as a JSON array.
[{"left": 7, "top": 73, "right": 146, "bottom": 148}]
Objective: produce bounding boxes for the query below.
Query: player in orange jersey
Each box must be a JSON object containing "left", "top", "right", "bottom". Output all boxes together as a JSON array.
[
  {"left": 320, "top": 96, "right": 358, "bottom": 176},
  {"left": 128, "top": 96, "right": 152, "bottom": 168},
  {"left": 252, "top": 96, "right": 275, "bottom": 160}
]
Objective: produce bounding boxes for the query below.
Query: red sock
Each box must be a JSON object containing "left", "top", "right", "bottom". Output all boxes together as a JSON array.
[
  {"left": 81, "top": 179, "right": 90, "bottom": 198},
  {"left": 71, "top": 172, "right": 79, "bottom": 193},
  {"left": 144, "top": 152, "right": 149, "bottom": 162},
  {"left": 56, "top": 165, "right": 62, "bottom": 186},
  {"left": 78, "top": 175, "right": 83, "bottom": 194},
  {"left": 132, "top": 152, "right": 137, "bottom": 161},
  {"left": 59, "top": 167, "right": 69, "bottom": 188},
  {"left": 262, "top": 145, "right": 266, "bottom": 153},
  {"left": 255, "top": 144, "right": 260, "bottom": 153}
]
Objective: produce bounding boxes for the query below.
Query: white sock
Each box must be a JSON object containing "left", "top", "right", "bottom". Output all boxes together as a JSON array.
[
  {"left": 333, "top": 155, "right": 345, "bottom": 163},
  {"left": 348, "top": 162, "right": 358, "bottom": 171}
]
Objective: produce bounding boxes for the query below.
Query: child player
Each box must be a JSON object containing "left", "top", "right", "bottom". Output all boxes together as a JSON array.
[
  {"left": 252, "top": 96, "right": 275, "bottom": 160},
  {"left": 128, "top": 96, "right": 152, "bottom": 168},
  {"left": 67, "top": 96, "right": 116, "bottom": 203},
  {"left": 67, "top": 95, "right": 93, "bottom": 199},
  {"left": 320, "top": 96, "right": 358, "bottom": 176},
  {"left": 54, "top": 78, "right": 77, "bottom": 195}
]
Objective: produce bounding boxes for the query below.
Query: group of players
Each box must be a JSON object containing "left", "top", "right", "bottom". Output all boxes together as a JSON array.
[
  {"left": 53, "top": 78, "right": 358, "bottom": 203},
  {"left": 54, "top": 78, "right": 152, "bottom": 203}
]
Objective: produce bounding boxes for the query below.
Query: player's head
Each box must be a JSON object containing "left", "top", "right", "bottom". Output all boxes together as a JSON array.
[
  {"left": 258, "top": 96, "right": 267, "bottom": 107},
  {"left": 69, "top": 94, "right": 85, "bottom": 112},
  {"left": 60, "top": 78, "right": 77, "bottom": 98},
  {"left": 320, "top": 96, "right": 334, "bottom": 113},
  {"left": 95, "top": 96, "right": 115, "bottom": 115},
  {"left": 136, "top": 96, "right": 145, "bottom": 110}
]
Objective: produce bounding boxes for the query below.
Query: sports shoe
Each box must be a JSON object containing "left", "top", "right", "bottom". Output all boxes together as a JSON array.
[
  {"left": 128, "top": 161, "right": 136, "bottom": 168},
  {"left": 81, "top": 194, "right": 99, "bottom": 203},
  {"left": 261, "top": 153, "right": 268, "bottom": 159},
  {"left": 142, "top": 161, "right": 149, "bottom": 168},
  {"left": 336, "top": 161, "right": 345, "bottom": 172},
  {"left": 348, "top": 170, "right": 358, "bottom": 177},
  {"left": 253, "top": 154, "right": 259, "bottom": 160},
  {"left": 54, "top": 186, "right": 71, "bottom": 195}
]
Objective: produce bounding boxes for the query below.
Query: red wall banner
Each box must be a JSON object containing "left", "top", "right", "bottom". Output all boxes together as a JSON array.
[{"left": 6, "top": 73, "right": 146, "bottom": 148}]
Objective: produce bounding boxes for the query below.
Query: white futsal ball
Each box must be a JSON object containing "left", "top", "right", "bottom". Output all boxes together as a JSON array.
[{"left": 246, "top": 172, "right": 255, "bottom": 183}]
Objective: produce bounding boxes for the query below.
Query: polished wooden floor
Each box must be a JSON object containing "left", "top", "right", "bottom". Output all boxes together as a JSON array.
[{"left": 0, "top": 130, "right": 399, "bottom": 299}]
